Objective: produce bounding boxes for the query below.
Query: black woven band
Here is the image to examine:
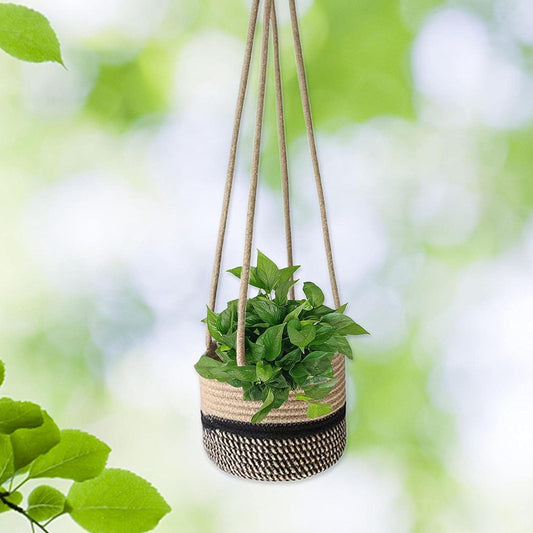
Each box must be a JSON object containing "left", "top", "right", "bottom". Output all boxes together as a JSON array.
[{"left": 201, "top": 404, "right": 346, "bottom": 440}]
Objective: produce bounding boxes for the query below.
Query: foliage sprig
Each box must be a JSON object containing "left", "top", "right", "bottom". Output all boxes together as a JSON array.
[
  {"left": 195, "top": 251, "right": 368, "bottom": 423},
  {"left": 0, "top": 361, "right": 170, "bottom": 532}
]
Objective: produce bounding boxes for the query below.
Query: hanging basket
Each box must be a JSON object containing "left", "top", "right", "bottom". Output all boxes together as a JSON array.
[
  {"left": 198, "top": 0, "right": 348, "bottom": 481},
  {"left": 200, "top": 355, "right": 346, "bottom": 481}
]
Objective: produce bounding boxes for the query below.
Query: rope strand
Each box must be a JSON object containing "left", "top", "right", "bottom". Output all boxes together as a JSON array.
[
  {"left": 271, "top": 0, "right": 296, "bottom": 300},
  {"left": 288, "top": 0, "right": 341, "bottom": 308},
  {"left": 208, "top": 0, "right": 341, "bottom": 364},
  {"left": 206, "top": 0, "right": 261, "bottom": 353},
  {"left": 236, "top": 0, "right": 274, "bottom": 366}
]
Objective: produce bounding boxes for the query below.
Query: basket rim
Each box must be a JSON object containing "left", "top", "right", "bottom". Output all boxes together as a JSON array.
[{"left": 199, "top": 354, "right": 346, "bottom": 424}]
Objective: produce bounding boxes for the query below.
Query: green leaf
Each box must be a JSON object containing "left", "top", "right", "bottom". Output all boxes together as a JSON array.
[
  {"left": 305, "top": 369, "right": 335, "bottom": 383},
  {"left": 251, "top": 387, "right": 275, "bottom": 424},
  {"left": 303, "top": 304, "right": 335, "bottom": 320},
  {"left": 256, "top": 251, "right": 280, "bottom": 292},
  {"left": 220, "top": 331, "right": 237, "bottom": 350},
  {"left": 227, "top": 266, "right": 266, "bottom": 290},
  {"left": 303, "top": 281, "right": 325, "bottom": 307},
  {"left": 287, "top": 320, "right": 316, "bottom": 350},
  {"left": 302, "top": 351, "right": 334, "bottom": 376},
  {"left": 0, "top": 489, "right": 22, "bottom": 514},
  {"left": 10, "top": 411, "right": 60, "bottom": 471},
  {"left": 195, "top": 357, "right": 256, "bottom": 384},
  {"left": 194, "top": 355, "right": 227, "bottom": 380},
  {"left": 205, "top": 307, "right": 223, "bottom": 343},
  {"left": 256, "top": 361, "right": 273, "bottom": 383},
  {"left": 227, "top": 266, "right": 242, "bottom": 278},
  {"left": 215, "top": 348, "right": 233, "bottom": 363},
  {"left": 242, "top": 383, "right": 263, "bottom": 402},
  {"left": 301, "top": 379, "right": 338, "bottom": 401},
  {"left": 266, "top": 370, "right": 289, "bottom": 389},
  {"left": 68, "top": 468, "right": 170, "bottom": 533},
  {"left": 313, "top": 324, "right": 335, "bottom": 345},
  {"left": 321, "top": 313, "right": 369, "bottom": 335},
  {"left": 311, "top": 335, "right": 353, "bottom": 359},
  {"left": 273, "top": 278, "right": 298, "bottom": 306},
  {"left": 29, "top": 430, "right": 111, "bottom": 482},
  {"left": 0, "top": 4, "right": 63, "bottom": 64},
  {"left": 27, "top": 485, "right": 66, "bottom": 522},
  {"left": 0, "top": 361, "right": 4, "bottom": 388},
  {"left": 228, "top": 364, "right": 257, "bottom": 383},
  {"left": 271, "top": 387, "right": 289, "bottom": 408},
  {"left": 0, "top": 435, "right": 14, "bottom": 484},
  {"left": 217, "top": 304, "right": 236, "bottom": 335},
  {"left": 245, "top": 341, "right": 265, "bottom": 364},
  {"left": 278, "top": 265, "right": 300, "bottom": 283},
  {"left": 307, "top": 402, "right": 333, "bottom": 419},
  {"left": 250, "top": 299, "right": 282, "bottom": 325},
  {"left": 0, "top": 398, "right": 43, "bottom": 434},
  {"left": 256, "top": 324, "right": 285, "bottom": 361},
  {"left": 244, "top": 311, "right": 261, "bottom": 327},
  {"left": 284, "top": 301, "right": 310, "bottom": 323},
  {"left": 289, "top": 363, "right": 309, "bottom": 386},
  {"left": 336, "top": 303, "right": 348, "bottom": 314},
  {"left": 278, "top": 348, "right": 302, "bottom": 370}
]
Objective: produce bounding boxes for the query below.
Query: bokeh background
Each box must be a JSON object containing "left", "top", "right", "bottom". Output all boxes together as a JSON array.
[{"left": 1, "top": 0, "right": 533, "bottom": 531}]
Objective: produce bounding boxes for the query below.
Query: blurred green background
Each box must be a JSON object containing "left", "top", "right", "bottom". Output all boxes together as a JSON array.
[{"left": 1, "top": 0, "right": 533, "bottom": 531}]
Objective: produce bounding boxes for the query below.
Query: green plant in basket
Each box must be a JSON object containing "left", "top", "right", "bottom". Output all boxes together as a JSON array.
[{"left": 195, "top": 251, "right": 368, "bottom": 423}]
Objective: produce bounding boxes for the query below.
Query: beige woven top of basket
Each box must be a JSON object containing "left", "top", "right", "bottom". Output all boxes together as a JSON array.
[{"left": 200, "top": 354, "right": 346, "bottom": 424}]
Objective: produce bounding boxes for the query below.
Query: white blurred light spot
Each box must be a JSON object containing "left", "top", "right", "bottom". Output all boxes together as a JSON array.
[
  {"left": 439, "top": 238, "right": 533, "bottom": 488},
  {"left": 410, "top": 182, "right": 479, "bottom": 247},
  {"left": 503, "top": 0, "right": 533, "bottom": 45},
  {"left": 413, "top": 9, "right": 490, "bottom": 106},
  {"left": 20, "top": 51, "right": 98, "bottom": 117},
  {"left": 413, "top": 7, "right": 533, "bottom": 128},
  {"left": 212, "top": 455, "right": 412, "bottom": 533},
  {"left": 22, "top": 175, "right": 153, "bottom": 283},
  {"left": 106, "top": 321, "right": 202, "bottom": 412},
  {"left": 23, "top": 0, "right": 169, "bottom": 42},
  {"left": 270, "top": 0, "right": 314, "bottom": 23},
  {"left": 174, "top": 31, "right": 244, "bottom": 117}
]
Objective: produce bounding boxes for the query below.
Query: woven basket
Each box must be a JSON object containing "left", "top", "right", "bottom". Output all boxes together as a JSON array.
[{"left": 199, "top": 354, "right": 346, "bottom": 481}]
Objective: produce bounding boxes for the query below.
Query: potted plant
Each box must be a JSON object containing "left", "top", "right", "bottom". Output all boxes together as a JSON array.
[{"left": 195, "top": 251, "right": 368, "bottom": 481}]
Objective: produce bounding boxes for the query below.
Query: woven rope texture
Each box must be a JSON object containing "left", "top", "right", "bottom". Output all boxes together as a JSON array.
[{"left": 202, "top": 416, "right": 346, "bottom": 481}]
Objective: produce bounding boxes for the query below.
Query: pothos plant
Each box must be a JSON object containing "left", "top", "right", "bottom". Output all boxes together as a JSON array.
[
  {"left": 0, "top": 361, "right": 171, "bottom": 532},
  {"left": 195, "top": 251, "right": 369, "bottom": 423}
]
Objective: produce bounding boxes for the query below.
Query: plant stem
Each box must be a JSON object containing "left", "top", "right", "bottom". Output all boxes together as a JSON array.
[
  {"left": 0, "top": 492, "right": 50, "bottom": 533},
  {"left": 12, "top": 476, "right": 30, "bottom": 493},
  {"left": 44, "top": 512, "right": 65, "bottom": 527}
]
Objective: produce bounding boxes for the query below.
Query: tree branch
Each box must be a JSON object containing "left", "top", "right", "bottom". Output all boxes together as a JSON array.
[{"left": 0, "top": 492, "right": 50, "bottom": 533}]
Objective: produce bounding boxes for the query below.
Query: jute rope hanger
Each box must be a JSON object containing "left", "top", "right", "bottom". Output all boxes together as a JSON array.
[
  {"left": 206, "top": 0, "right": 341, "bottom": 366},
  {"left": 206, "top": 0, "right": 260, "bottom": 354}
]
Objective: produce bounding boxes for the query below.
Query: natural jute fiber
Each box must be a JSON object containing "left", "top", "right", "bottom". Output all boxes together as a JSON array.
[
  {"left": 199, "top": 0, "right": 347, "bottom": 481},
  {"left": 200, "top": 355, "right": 347, "bottom": 481},
  {"left": 202, "top": 410, "right": 346, "bottom": 482},
  {"left": 200, "top": 354, "right": 345, "bottom": 423}
]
